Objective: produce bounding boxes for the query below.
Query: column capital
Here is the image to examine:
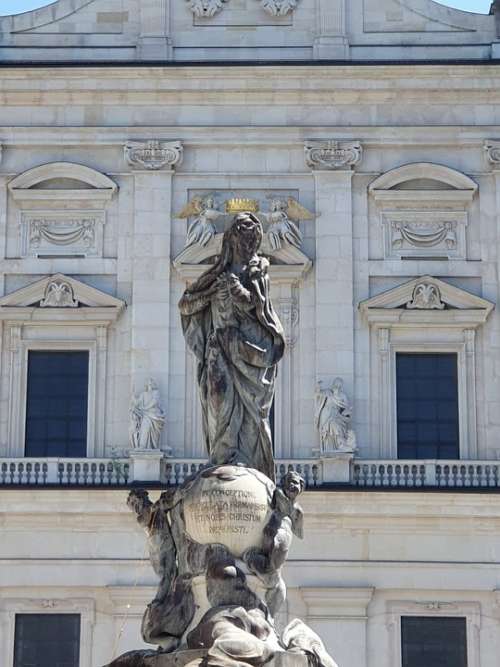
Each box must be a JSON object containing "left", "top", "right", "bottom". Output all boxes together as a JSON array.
[
  {"left": 305, "top": 140, "right": 362, "bottom": 171},
  {"left": 125, "top": 140, "right": 183, "bottom": 171},
  {"left": 484, "top": 140, "right": 500, "bottom": 168}
]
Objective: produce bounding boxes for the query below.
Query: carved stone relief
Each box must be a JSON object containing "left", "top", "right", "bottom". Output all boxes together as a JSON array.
[
  {"left": 40, "top": 280, "right": 79, "bottom": 308},
  {"left": 186, "top": 0, "right": 228, "bottom": 18},
  {"left": 485, "top": 140, "right": 500, "bottom": 165},
  {"left": 382, "top": 211, "right": 467, "bottom": 260},
  {"left": 406, "top": 282, "right": 445, "bottom": 310},
  {"left": 125, "top": 140, "right": 183, "bottom": 170},
  {"left": 259, "top": 0, "right": 298, "bottom": 16},
  {"left": 20, "top": 211, "right": 105, "bottom": 258},
  {"left": 305, "top": 140, "right": 362, "bottom": 170},
  {"left": 277, "top": 296, "right": 299, "bottom": 348},
  {"left": 176, "top": 191, "right": 314, "bottom": 253}
]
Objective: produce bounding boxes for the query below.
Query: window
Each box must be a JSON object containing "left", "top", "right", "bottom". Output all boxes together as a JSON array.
[
  {"left": 25, "top": 351, "right": 89, "bottom": 457},
  {"left": 14, "top": 614, "right": 80, "bottom": 667},
  {"left": 396, "top": 353, "right": 459, "bottom": 460},
  {"left": 401, "top": 616, "right": 467, "bottom": 667}
]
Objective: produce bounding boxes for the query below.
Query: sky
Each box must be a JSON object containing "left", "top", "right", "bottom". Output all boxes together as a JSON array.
[{"left": 0, "top": 0, "right": 494, "bottom": 15}]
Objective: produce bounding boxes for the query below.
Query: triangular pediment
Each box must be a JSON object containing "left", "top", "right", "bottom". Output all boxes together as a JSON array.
[
  {"left": 0, "top": 274, "right": 125, "bottom": 310},
  {"left": 360, "top": 276, "right": 494, "bottom": 315}
]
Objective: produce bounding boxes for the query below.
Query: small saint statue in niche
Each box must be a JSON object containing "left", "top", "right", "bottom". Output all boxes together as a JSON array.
[
  {"left": 315, "top": 377, "right": 357, "bottom": 454},
  {"left": 129, "top": 379, "right": 166, "bottom": 451},
  {"left": 179, "top": 213, "right": 285, "bottom": 481}
]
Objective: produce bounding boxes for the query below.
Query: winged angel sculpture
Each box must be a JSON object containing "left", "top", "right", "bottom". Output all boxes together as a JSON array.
[
  {"left": 260, "top": 197, "right": 314, "bottom": 251},
  {"left": 177, "top": 195, "right": 224, "bottom": 249}
]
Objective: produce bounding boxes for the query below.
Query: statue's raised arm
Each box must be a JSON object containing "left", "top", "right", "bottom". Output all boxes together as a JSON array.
[{"left": 179, "top": 212, "right": 285, "bottom": 481}]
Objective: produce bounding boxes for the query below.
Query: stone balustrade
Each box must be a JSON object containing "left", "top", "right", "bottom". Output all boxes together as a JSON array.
[{"left": 1, "top": 455, "right": 500, "bottom": 489}]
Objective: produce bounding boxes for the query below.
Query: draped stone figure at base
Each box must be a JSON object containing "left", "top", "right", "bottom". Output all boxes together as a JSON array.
[
  {"left": 105, "top": 213, "right": 339, "bottom": 667},
  {"left": 179, "top": 213, "right": 285, "bottom": 481}
]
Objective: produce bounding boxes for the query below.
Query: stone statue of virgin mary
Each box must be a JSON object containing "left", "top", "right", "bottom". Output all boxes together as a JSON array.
[{"left": 179, "top": 213, "right": 285, "bottom": 481}]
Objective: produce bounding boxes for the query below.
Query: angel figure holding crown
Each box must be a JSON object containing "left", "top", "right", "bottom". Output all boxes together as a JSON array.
[
  {"left": 178, "top": 194, "right": 224, "bottom": 249},
  {"left": 261, "top": 197, "right": 314, "bottom": 251}
]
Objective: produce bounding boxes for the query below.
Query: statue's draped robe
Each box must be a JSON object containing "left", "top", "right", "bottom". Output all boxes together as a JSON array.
[{"left": 179, "top": 257, "right": 284, "bottom": 481}]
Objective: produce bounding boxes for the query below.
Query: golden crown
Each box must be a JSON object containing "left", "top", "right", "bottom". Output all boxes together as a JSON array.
[{"left": 225, "top": 198, "right": 260, "bottom": 214}]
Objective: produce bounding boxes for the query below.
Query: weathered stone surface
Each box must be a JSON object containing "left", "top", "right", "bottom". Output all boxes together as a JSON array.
[
  {"left": 179, "top": 214, "right": 285, "bottom": 481},
  {"left": 106, "top": 649, "right": 309, "bottom": 667}
]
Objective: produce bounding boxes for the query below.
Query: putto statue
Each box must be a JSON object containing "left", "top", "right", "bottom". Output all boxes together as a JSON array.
[
  {"left": 178, "top": 194, "right": 224, "bottom": 249},
  {"left": 179, "top": 213, "right": 285, "bottom": 481},
  {"left": 129, "top": 379, "right": 166, "bottom": 451},
  {"left": 315, "top": 378, "right": 357, "bottom": 454}
]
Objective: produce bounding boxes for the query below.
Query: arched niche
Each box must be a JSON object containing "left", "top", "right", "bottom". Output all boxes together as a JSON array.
[{"left": 368, "top": 162, "right": 477, "bottom": 261}]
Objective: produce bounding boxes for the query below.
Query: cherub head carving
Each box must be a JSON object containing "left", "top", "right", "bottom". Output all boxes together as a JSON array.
[
  {"left": 127, "top": 488, "right": 152, "bottom": 515},
  {"left": 282, "top": 471, "right": 305, "bottom": 501}
]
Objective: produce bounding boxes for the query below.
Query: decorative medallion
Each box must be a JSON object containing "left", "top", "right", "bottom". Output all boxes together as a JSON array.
[
  {"left": 259, "top": 0, "right": 299, "bottom": 16},
  {"left": 186, "top": 0, "right": 228, "bottom": 18}
]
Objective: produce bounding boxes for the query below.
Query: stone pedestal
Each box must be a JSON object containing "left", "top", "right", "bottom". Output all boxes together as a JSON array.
[
  {"left": 321, "top": 452, "right": 355, "bottom": 485},
  {"left": 106, "top": 649, "right": 309, "bottom": 667},
  {"left": 130, "top": 450, "right": 164, "bottom": 483}
]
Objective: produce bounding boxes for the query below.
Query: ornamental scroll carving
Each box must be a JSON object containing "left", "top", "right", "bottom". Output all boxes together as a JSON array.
[
  {"left": 406, "top": 283, "right": 445, "bottom": 310},
  {"left": 305, "top": 140, "right": 362, "bottom": 170},
  {"left": 125, "top": 140, "right": 183, "bottom": 171},
  {"left": 485, "top": 140, "right": 500, "bottom": 165},
  {"left": 185, "top": 0, "right": 228, "bottom": 18},
  {"left": 260, "top": 0, "right": 299, "bottom": 16}
]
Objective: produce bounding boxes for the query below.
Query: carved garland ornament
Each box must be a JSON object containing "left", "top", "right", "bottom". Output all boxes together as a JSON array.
[
  {"left": 391, "top": 221, "right": 457, "bottom": 250},
  {"left": 125, "top": 141, "right": 183, "bottom": 171},
  {"left": 305, "top": 140, "right": 363, "bottom": 170}
]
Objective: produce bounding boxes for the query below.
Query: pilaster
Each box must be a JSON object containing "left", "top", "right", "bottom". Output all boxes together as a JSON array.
[
  {"left": 313, "top": 0, "right": 349, "bottom": 60},
  {"left": 129, "top": 140, "right": 183, "bottom": 454},
  {"left": 306, "top": 140, "right": 362, "bottom": 403},
  {"left": 138, "top": 0, "right": 172, "bottom": 60},
  {"left": 300, "top": 587, "right": 374, "bottom": 667}
]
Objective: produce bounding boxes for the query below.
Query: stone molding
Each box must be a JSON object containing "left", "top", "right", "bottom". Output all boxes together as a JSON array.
[
  {"left": 305, "top": 140, "right": 362, "bottom": 170},
  {"left": 125, "top": 140, "right": 183, "bottom": 171},
  {"left": 369, "top": 162, "right": 478, "bottom": 193},
  {"left": 360, "top": 276, "right": 494, "bottom": 460},
  {"left": 0, "top": 274, "right": 125, "bottom": 459},
  {"left": 0, "top": 597, "right": 95, "bottom": 667},
  {"left": 300, "top": 587, "right": 374, "bottom": 620},
  {"left": 385, "top": 600, "right": 481, "bottom": 667},
  {"left": 8, "top": 162, "right": 118, "bottom": 199}
]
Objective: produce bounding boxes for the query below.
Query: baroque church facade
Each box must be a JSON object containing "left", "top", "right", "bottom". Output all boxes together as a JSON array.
[{"left": 0, "top": 0, "right": 500, "bottom": 665}]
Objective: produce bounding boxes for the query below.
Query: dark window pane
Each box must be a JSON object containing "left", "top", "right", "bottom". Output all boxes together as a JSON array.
[
  {"left": 396, "top": 353, "right": 459, "bottom": 460},
  {"left": 25, "top": 351, "right": 89, "bottom": 458},
  {"left": 14, "top": 614, "right": 80, "bottom": 667},
  {"left": 401, "top": 616, "right": 467, "bottom": 667}
]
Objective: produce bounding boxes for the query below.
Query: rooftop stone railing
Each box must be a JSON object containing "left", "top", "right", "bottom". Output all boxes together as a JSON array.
[{"left": 1, "top": 456, "right": 500, "bottom": 490}]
